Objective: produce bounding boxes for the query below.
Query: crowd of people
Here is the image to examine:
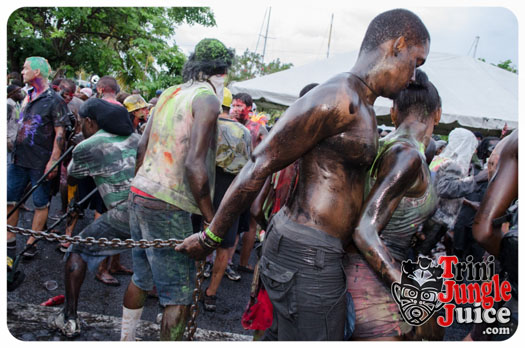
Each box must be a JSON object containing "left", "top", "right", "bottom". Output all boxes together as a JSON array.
[{"left": 6, "top": 8, "right": 517, "bottom": 342}]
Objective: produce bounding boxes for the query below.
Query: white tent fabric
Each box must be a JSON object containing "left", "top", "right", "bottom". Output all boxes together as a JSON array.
[{"left": 229, "top": 51, "right": 518, "bottom": 130}]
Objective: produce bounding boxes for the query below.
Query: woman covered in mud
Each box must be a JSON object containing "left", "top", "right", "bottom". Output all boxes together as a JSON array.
[{"left": 346, "top": 69, "right": 441, "bottom": 340}]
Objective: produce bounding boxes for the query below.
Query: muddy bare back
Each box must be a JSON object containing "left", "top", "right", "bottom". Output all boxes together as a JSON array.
[{"left": 284, "top": 73, "right": 379, "bottom": 245}]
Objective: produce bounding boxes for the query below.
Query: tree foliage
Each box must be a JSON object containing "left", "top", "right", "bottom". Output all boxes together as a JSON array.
[
  {"left": 227, "top": 49, "right": 293, "bottom": 83},
  {"left": 496, "top": 59, "right": 518, "bottom": 74},
  {"left": 478, "top": 57, "right": 518, "bottom": 74},
  {"left": 7, "top": 7, "right": 216, "bottom": 99}
]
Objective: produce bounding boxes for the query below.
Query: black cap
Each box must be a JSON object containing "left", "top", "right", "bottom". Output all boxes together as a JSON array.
[{"left": 79, "top": 98, "right": 134, "bottom": 136}]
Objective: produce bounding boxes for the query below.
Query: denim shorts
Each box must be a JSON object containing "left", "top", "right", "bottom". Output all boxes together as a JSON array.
[
  {"left": 129, "top": 192, "right": 196, "bottom": 306},
  {"left": 67, "top": 211, "right": 131, "bottom": 272},
  {"left": 7, "top": 163, "right": 51, "bottom": 209}
]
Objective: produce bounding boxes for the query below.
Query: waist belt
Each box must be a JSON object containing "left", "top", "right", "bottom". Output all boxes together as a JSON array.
[{"left": 129, "top": 191, "right": 182, "bottom": 211}]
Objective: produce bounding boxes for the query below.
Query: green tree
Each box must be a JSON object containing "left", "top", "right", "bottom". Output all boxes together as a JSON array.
[
  {"left": 478, "top": 57, "right": 518, "bottom": 74},
  {"left": 7, "top": 7, "right": 215, "bottom": 98},
  {"left": 496, "top": 59, "right": 518, "bottom": 74},
  {"left": 227, "top": 49, "right": 293, "bottom": 83}
]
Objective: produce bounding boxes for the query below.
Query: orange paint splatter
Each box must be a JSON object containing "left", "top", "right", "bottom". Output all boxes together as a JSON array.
[
  {"left": 164, "top": 152, "right": 173, "bottom": 164},
  {"left": 156, "top": 87, "right": 181, "bottom": 113}
]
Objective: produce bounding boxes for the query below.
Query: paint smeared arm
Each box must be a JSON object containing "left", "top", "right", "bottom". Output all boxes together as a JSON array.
[
  {"left": 473, "top": 130, "right": 518, "bottom": 257},
  {"left": 184, "top": 93, "right": 220, "bottom": 224},
  {"left": 176, "top": 86, "right": 347, "bottom": 259},
  {"left": 353, "top": 144, "right": 422, "bottom": 287},
  {"left": 250, "top": 176, "right": 272, "bottom": 230}
]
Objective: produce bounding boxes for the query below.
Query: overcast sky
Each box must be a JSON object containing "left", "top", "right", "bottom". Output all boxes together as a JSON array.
[
  {"left": 1, "top": 1, "right": 519, "bottom": 71},
  {"left": 173, "top": 1, "right": 519, "bottom": 70}
]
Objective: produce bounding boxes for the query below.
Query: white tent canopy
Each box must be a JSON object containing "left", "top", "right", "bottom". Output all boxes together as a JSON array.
[{"left": 229, "top": 51, "right": 518, "bottom": 130}]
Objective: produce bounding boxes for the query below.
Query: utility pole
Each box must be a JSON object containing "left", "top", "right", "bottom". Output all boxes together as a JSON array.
[
  {"left": 473, "top": 36, "right": 480, "bottom": 59},
  {"left": 468, "top": 36, "right": 480, "bottom": 58},
  {"left": 262, "top": 7, "right": 272, "bottom": 63},
  {"left": 255, "top": 7, "right": 268, "bottom": 54},
  {"left": 327, "top": 13, "right": 334, "bottom": 58}
]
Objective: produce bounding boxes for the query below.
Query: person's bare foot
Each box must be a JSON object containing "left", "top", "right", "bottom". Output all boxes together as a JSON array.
[
  {"left": 108, "top": 255, "right": 133, "bottom": 275},
  {"left": 95, "top": 271, "right": 120, "bottom": 286}
]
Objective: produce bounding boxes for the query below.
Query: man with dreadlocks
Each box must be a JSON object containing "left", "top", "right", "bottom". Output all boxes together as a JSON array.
[
  {"left": 120, "top": 38, "right": 234, "bottom": 341},
  {"left": 177, "top": 9, "right": 430, "bottom": 340}
]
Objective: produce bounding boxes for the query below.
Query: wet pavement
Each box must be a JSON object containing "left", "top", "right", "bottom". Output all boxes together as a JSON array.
[
  {"left": 7, "top": 195, "right": 257, "bottom": 341},
  {"left": 7, "top": 194, "right": 472, "bottom": 341}
]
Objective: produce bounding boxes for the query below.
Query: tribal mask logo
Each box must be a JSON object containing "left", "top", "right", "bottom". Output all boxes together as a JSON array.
[{"left": 391, "top": 256, "right": 444, "bottom": 326}]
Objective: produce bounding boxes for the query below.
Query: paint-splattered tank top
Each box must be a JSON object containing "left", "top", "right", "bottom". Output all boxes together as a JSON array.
[
  {"left": 365, "top": 135, "right": 438, "bottom": 261},
  {"left": 132, "top": 81, "right": 218, "bottom": 214}
]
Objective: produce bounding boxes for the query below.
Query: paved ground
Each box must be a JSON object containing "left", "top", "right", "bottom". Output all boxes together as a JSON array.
[
  {"left": 7, "top": 194, "right": 472, "bottom": 341},
  {"left": 7, "top": 195, "right": 257, "bottom": 341},
  {"left": 7, "top": 302, "right": 252, "bottom": 341}
]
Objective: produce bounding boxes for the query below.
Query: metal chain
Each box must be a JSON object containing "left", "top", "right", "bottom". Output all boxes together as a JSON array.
[
  {"left": 9, "top": 224, "right": 207, "bottom": 339},
  {"left": 7, "top": 225, "right": 183, "bottom": 249},
  {"left": 185, "top": 260, "right": 205, "bottom": 340},
  {"left": 7, "top": 122, "right": 212, "bottom": 337}
]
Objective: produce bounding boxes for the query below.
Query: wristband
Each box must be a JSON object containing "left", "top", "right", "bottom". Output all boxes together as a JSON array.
[
  {"left": 205, "top": 227, "right": 223, "bottom": 243},
  {"left": 198, "top": 232, "right": 212, "bottom": 250},
  {"left": 199, "top": 231, "right": 220, "bottom": 250}
]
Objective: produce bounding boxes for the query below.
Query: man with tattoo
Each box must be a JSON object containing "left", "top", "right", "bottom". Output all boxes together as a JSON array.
[
  {"left": 7, "top": 57, "right": 70, "bottom": 259},
  {"left": 176, "top": 9, "right": 430, "bottom": 340},
  {"left": 120, "top": 38, "right": 234, "bottom": 341}
]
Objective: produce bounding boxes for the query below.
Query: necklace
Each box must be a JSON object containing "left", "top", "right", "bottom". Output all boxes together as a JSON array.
[{"left": 349, "top": 73, "right": 378, "bottom": 98}]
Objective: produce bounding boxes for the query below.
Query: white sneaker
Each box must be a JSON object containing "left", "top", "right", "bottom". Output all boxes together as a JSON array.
[
  {"left": 49, "top": 311, "right": 81, "bottom": 337},
  {"left": 225, "top": 265, "right": 241, "bottom": 281}
]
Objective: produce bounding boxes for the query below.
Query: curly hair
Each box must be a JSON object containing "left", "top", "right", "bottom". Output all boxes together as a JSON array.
[{"left": 360, "top": 9, "right": 429, "bottom": 54}]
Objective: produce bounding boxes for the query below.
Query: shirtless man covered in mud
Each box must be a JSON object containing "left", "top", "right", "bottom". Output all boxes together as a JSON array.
[{"left": 177, "top": 8, "right": 430, "bottom": 340}]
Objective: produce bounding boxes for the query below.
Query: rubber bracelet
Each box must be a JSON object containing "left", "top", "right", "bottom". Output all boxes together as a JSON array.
[
  {"left": 200, "top": 231, "right": 219, "bottom": 249},
  {"left": 198, "top": 232, "right": 213, "bottom": 250},
  {"left": 205, "top": 227, "right": 223, "bottom": 243}
]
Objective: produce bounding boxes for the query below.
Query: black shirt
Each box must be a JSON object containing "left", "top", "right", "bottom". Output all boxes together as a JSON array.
[{"left": 14, "top": 87, "right": 70, "bottom": 171}]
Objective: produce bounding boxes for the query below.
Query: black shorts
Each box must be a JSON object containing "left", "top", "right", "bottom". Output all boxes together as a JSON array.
[
  {"left": 238, "top": 209, "right": 251, "bottom": 234},
  {"left": 260, "top": 210, "right": 347, "bottom": 340},
  {"left": 76, "top": 177, "right": 107, "bottom": 214},
  {"left": 213, "top": 167, "right": 240, "bottom": 248}
]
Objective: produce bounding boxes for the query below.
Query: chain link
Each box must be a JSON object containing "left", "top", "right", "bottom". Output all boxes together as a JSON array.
[
  {"left": 8, "top": 224, "right": 206, "bottom": 339},
  {"left": 7, "top": 225, "right": 184, "bottom": 249},
  {"left": 185, "top": 260, "right": 205, "bottom": 340}
]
